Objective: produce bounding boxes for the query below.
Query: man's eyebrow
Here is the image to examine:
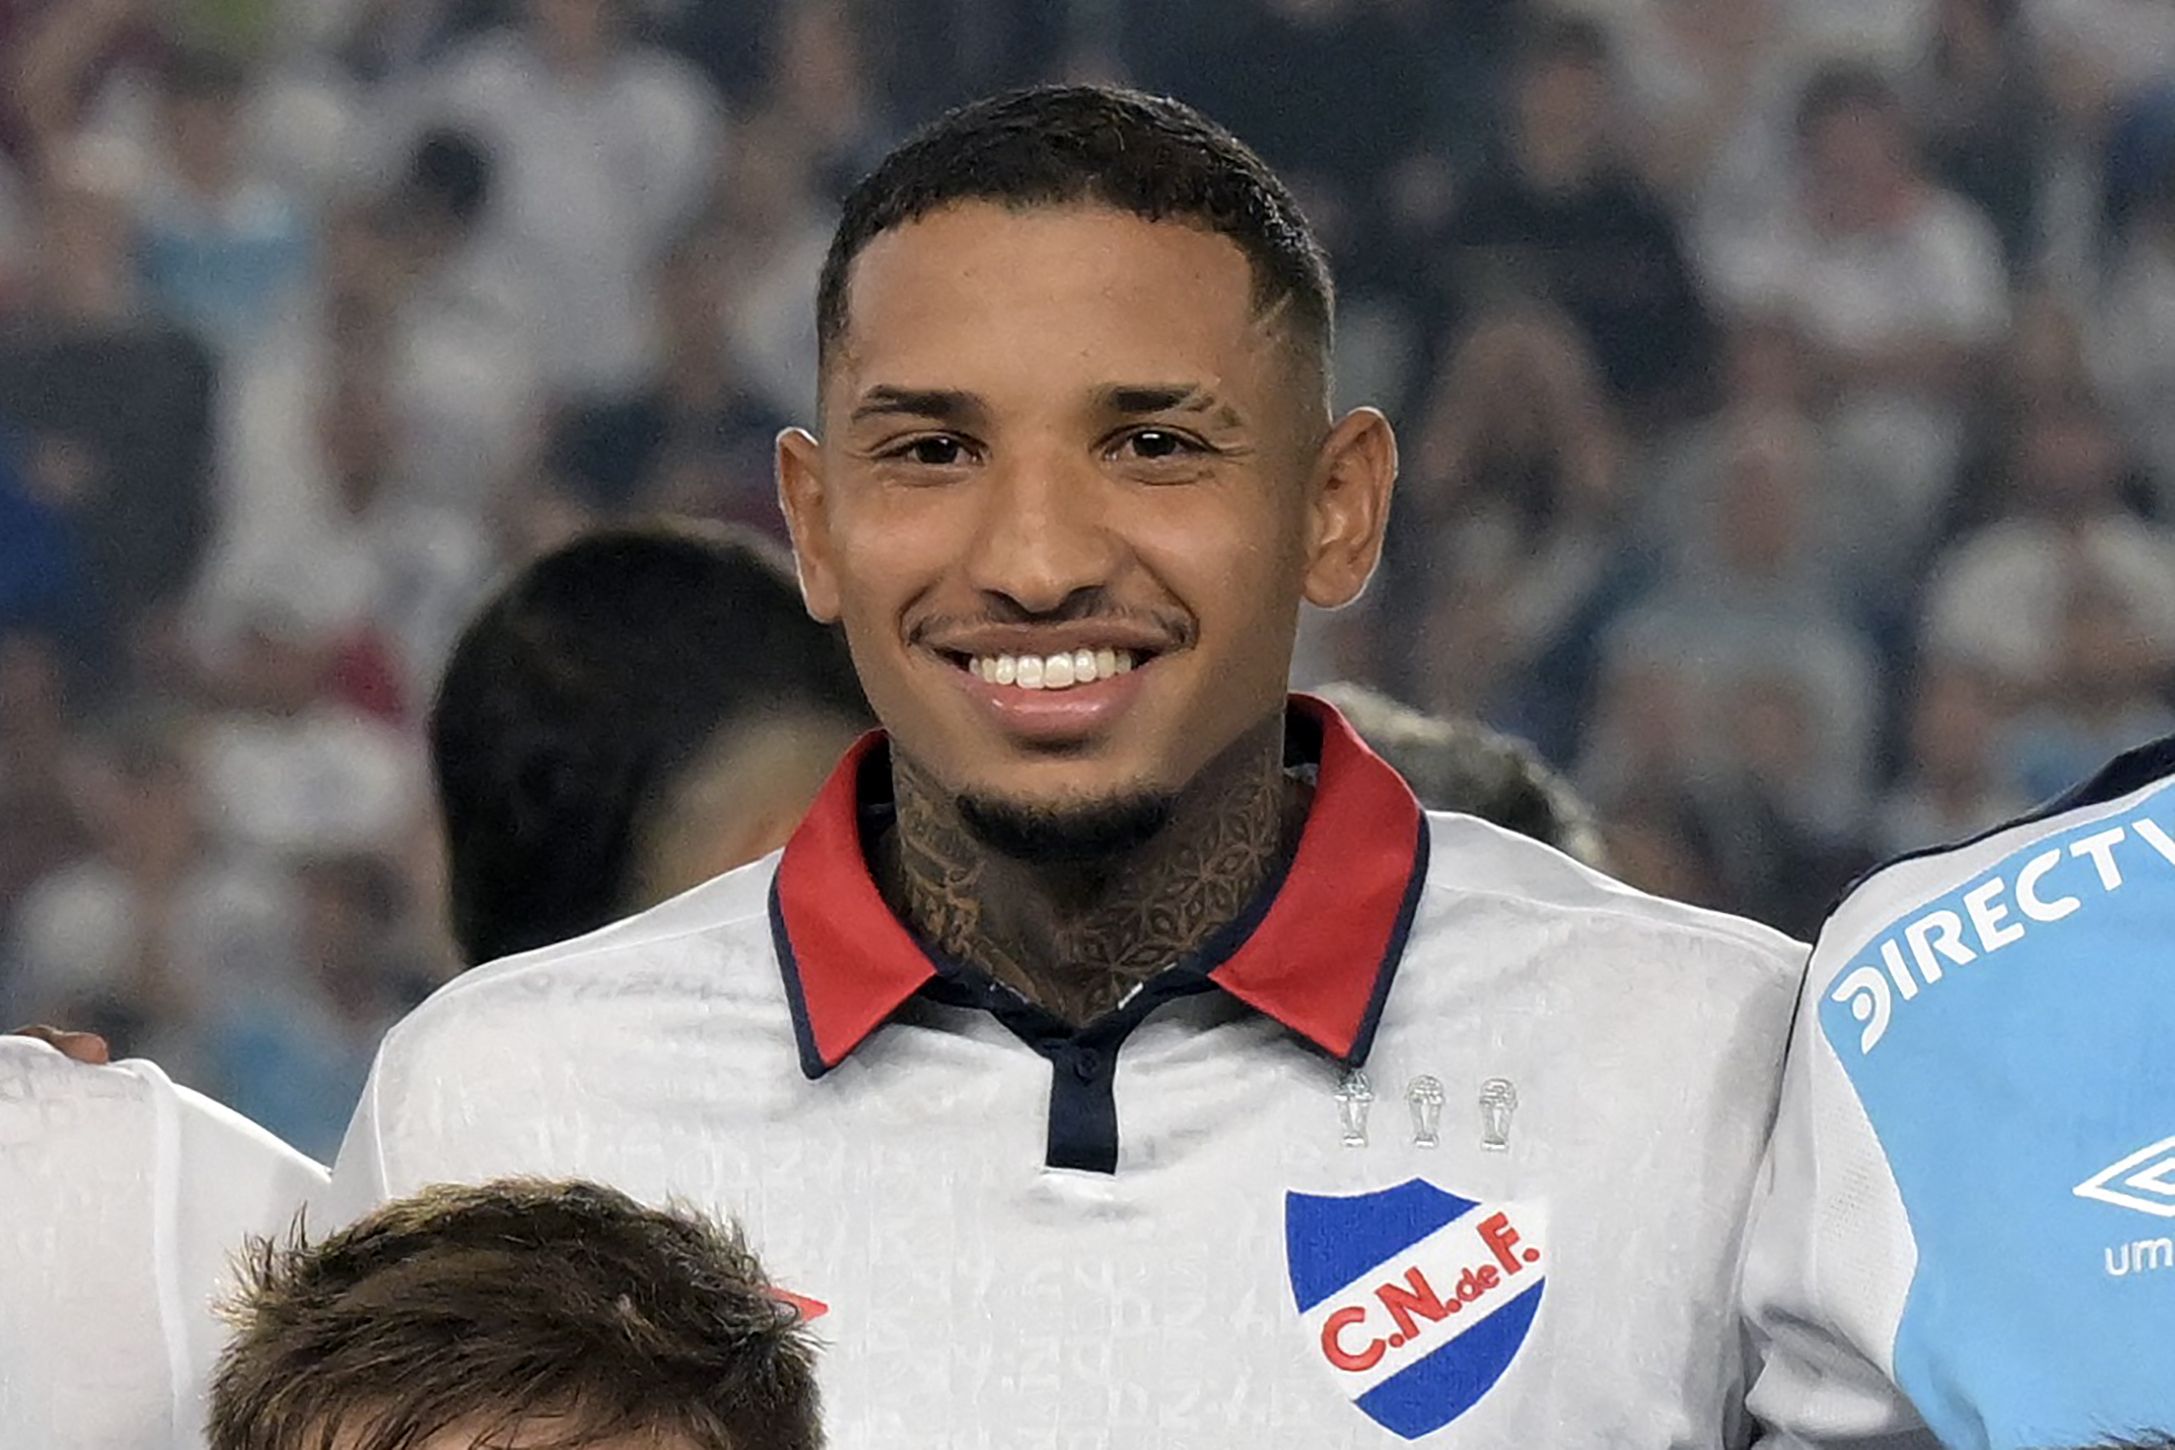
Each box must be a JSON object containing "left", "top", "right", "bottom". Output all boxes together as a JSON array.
[
  {"left": 849, "top": 387, "right": 985, "bottom": 425},
  {"left": 1096, "top": 384, "right": 1243, "bottom": 426}
]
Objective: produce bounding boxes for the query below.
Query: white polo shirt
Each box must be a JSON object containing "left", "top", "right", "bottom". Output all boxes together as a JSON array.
[
  {"left": 330, "top": 699, "right": 1801, "bottom": 1446},
  {"left": 1745, "top": 738, "right": 2175, "bottom": 1450},
  {"left": 0, "top": 1040, "right": 327, "bottom": 1450}
]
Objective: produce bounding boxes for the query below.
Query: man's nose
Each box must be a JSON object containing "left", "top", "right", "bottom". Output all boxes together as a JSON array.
[{"left": 959, "top": 449, "right": 1121, "bottom": 615}]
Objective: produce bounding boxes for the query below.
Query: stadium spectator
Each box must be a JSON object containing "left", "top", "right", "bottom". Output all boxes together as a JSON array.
[
  {"left": 1572, "top": 630, "right": 1727, "bottom": 906},
  {"left": 1634, "top": 311, "right": 1868, "bottom": 595},
  {"left": 207, "top": 850, "right": 439, "bottom": 1160},
  {"left": 2090, "top": 150, "right": 2175, "bottom": 511},
  {"left": 191, "top": 592, "right": 419, "bottom": 862},
  {"left": 1386, "top": 306, "right": 1631, "bottom": 754},
  {"left": 1874, "top": 657, "right": 2033, "bottom": 856},
  {"left": 194, "top": 142, "right": 527, "bottom": 689},
  {"left": 1693, "top": 664, "right": 1878, "bottom": 937},
  {"left": 1605, "top": 0, "right": 1798, "bottom": 251},
  {"left": 1436, "top": 10, "right": 1715, "bottom": 417},
  {"left": 0, "top": 144, "right": 217, "bottom": 664},
  {"left": 199, "top": 338, "right": 492, "bottom": 721},
  {"left": 1902, "top": 0, "right": 2053, "bottom": 273},
  {"left": 1618, "top": 407, "right": 1881, "bottom": 797},
  {"left": 546, "top": 218, "right": 795, "bottom": 538},
  {"left": 208, "top": 1179, "right": 822, "bottom": 1450},
  {"left": 1123, "top": 0, "right": 1444, "bottom": 302},
  {"left": 389, "top": 0, "right": 725, "bottom": 395},
  {"left": 1707, "top": 63, "right": 2009, "bottom": 569},
  {"left": 1997, "top": 569, "right": 2175, "bottom": 799},
  {"left": 362, "top": 127, "right": 542, "bottom": 514},
  {"left": 702, "top": 114, "right": 842, "bottom": 429},
  {"left": 128, "top": 45, "right": 313, "bottom": 359},
  {"left": 2028, "top": 0, "right": 2175, "bottom": 265},
  {"left": 1920, "top": 391, "right": 2175, "bottom": 697},
  {"left": 3, "top": 712, "right": 298, "bottom": 1084},
  {"left": 1949, "top": 286, "right": 2107, "bottom": 542}
]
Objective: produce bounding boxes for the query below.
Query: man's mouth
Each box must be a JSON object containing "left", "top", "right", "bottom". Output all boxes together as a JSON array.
[{"left": 956, "top": 648, "right": 1140, "bottom": 691}]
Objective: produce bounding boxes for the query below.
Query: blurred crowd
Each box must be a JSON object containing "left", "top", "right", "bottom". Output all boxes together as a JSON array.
[{"left": 6, "top": 0, "right": 2175, "bottom": 1156}]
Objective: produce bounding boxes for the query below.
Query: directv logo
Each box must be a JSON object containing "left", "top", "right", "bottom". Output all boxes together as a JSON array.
[{"left": 1286, "top": 1180, "right": 1547, "bottom": 1440}]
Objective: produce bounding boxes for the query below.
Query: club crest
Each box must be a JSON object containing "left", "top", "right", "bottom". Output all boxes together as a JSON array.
[{"left": 1285, "top": 1178, "right": 1547, "bottom": 1440}]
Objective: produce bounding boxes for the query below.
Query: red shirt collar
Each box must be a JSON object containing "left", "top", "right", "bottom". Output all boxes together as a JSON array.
[{"left": 769, "top": 694, "right": 1428, "bottom": 1077}]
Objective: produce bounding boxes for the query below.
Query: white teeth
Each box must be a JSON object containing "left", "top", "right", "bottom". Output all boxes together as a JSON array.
[{"left": 967, "top": 648, "right": 1139, "bottom": 691}]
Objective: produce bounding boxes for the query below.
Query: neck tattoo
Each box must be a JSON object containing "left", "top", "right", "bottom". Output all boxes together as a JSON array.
[{"left": 874, "top": 714, "right": 1309, "bottom": 1027}]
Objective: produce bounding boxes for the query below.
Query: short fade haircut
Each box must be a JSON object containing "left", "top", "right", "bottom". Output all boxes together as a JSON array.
[
  {"left": 431, "top": 524, "right": 871, "bottom": 964},
  {"left": 1315, "top": 683, "right": 1608, "bottom": 869},
  {"left": 208, "top": 1179, "right": 821, "bottom": 1450},
  {"left": 815, "top": 84, "right": 1333, "bottom": 390}
]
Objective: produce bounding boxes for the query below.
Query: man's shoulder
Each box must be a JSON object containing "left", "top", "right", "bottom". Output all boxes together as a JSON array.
[
  {"left": 0, "top": 1040, "right": 321, "bottom": 1186},
  {"left": 1416, "top": 809, "right": 1805, "bottom": 982},
  {"left": 382, "top": 853, "right": 783, "bottom": 1053},
  {"left": 0, "top": 1037, "right": 160, "bottom": 1127},
  {"left": 1812, "top": 733, "right": 2175, "bottom": 987}
]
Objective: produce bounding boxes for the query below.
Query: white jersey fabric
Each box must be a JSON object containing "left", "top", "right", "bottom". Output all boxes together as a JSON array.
[
  {"left": 0, "top": 1039, "right": 327, "bottom": 1449},
  {"left": 1744, "top": 737, "right": 2175, "bottom": 1450},
  {"left": 329, "top": 698, "right": 1801, "bottom": 1447}
]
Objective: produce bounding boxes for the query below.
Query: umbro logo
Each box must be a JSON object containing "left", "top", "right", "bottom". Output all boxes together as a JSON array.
[{"left": 2074, "top": 1135, "right": 2175, "bottom": 1218}]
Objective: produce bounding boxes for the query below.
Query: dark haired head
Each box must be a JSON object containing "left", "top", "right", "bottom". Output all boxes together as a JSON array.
[
  {"left": 207, "top": 1178, "right": 822, "bottom": 1450},
  {"left": 430, "top": 524, "right": 871, "bottom": 964},
  {"left": 816, "top": 84, "right": 1333, "bottom": 396},
  {"left": 1313, "top": 682, "right": 1608, "bottom": 868}
]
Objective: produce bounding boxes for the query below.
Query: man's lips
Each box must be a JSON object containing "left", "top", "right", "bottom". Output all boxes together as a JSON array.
[{"left": 933, "top": 642, "right": 1161, "bottom": 742}]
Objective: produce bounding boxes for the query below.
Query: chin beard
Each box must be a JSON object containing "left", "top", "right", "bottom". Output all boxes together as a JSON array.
[{"left": 956, "top": 789, "right": 1175, "bottom": 864}]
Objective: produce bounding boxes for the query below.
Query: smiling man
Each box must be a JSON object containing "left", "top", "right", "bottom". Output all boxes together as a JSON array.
[{"left": 327, "top": 86, "right": 1801, "bottom": 1446}]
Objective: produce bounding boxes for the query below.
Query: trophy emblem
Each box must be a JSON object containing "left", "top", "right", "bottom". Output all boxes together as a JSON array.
[
  {"left": 1406, "top": 1075, "right": 1445, "bottom": 1148},
  {"left": 1335, "top": 1068, "right": 1375, "bottom": 1148},
  {"left": 1478, "top": 1077, "right": 1519, "bottom": 1152}
]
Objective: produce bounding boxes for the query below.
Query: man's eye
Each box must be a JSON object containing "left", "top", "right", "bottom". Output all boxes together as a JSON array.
[
  {"left": 1118, "top": 429, "right": 1199, "bottom": 461},
  {"left": 891, "top": 436, "right": 970, "bottom": 467}
]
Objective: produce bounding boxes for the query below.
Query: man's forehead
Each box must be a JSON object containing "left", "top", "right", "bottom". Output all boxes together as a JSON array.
[{"left": 828, "top": 202, "right": 1282, "bottom": 401}]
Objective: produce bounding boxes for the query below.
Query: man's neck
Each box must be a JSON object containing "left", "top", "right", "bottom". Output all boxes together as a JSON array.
[{"left": 875, "top": 712, "right": 1308, "bottom": 1027}]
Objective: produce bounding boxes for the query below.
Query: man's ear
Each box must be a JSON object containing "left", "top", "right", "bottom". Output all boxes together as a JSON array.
[
  {"left": 1300, "top": 407, "right": 1398, "bottom": 609},
  {"left": 776, "top": 427, "right": 842, "bottom": 622}
]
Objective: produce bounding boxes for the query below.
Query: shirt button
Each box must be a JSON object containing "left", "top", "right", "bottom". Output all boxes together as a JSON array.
[{"left": 1073, "top": 1047, "right": 1103, "bottom": 1081}]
